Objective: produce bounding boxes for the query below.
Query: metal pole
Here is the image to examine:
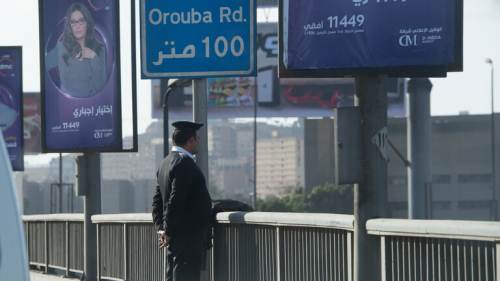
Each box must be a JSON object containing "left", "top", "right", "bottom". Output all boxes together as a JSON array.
[
  {"left": 59, "top": 153, "right": 63, "bottom": 213},
  {"left": 192, "top": 78, "right": 209, "bottom": 179},
  {"left": 50, "top": 184, "right": 54, "bottom": 214},
  {"left": 353, "top": 75, "right": 388, "bottom": 281},
  {"left": 83, "top": 152, "right": 101, "bottom": 281},
  {"left": 486, "top": 58, "right": 497, "bottom": 221},
  {"left": 163, "top": 99, "right": 170, "bottom": 158},
  {"left": 65, "top": 221, "right": 70, "bottom": 277},
  {"left": 407, "top": 78, "right": 433, "bottom": 219},
  {"left": 163, "top": 84, "right": 174, "bottom": 158},
  {"left": 192, "top": 78, "right": 209, "bottom": 281},
  {"left": 253, "top": 86, "right": 258, "bottom": 209},
  {"left": 45, "top": 221, "right": 50, "bottom": 273}
]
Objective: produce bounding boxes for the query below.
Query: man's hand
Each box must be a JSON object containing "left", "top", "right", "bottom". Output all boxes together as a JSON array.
[{"left": 157, "top": 230, "right": 171, "bottom": 249}]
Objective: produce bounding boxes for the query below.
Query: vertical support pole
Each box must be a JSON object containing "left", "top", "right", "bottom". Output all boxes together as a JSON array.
[
  {"left": 45, "top": 221, "right": 49, "bottom": 273},
  {"left": 380, "top": 236, "right": 386, "bottom": 281},
  {"left": 276, "top": 226, "right": 282, "bottom": 281},
  {"left": 492, "top": 74, "right": 498, "bottom": 222},
  {"left": 496, "top": 242, "right": 500, "bottom": 281},
  {"left": 407, "top": 78, "right": 433, "bottom": 219},
  {"left": 253, "top": 89, "right": 258, "bottom": 209},
  {"left": 192, "top": 78, "right": 209, "bottom": 180},
  {"left": 59, "top": 153, "right": 63, "bottom": 214},
  {"left": 124, "top": 224, "right": 128, "bottom": 281},
  {"left": 96, "top": 224, "right": 100, "bottom": 281},
  {"left": 163, "top": 86, "right": 170, "bottom": 158},
  {"left": 70, "top": 184, "right": 73, "bottom": 213},
  {"left": 348, "top": 232, "right": 353, "bottom": 281},
  {"left": 211, "top": 246, "right": 215, "bottom": 281},
  {"left": 26, "top": 221, "right": 30, "bottom": 267},
  {"left": 84, "top": 152, "right": 101, "bottom": 281},
  {"left": 164, "top": 247, "right": 167, "bottom": 281},
  {"left": 50, "top": 184, "right": 54, "bottom": 214},
  {"left": 487, "top": 59, "right": 498, "bottom": 221},
  {"left": 192, "top": 78, "right": 209, "bottom": 281},
  {"left": 353, "top": 75, "right": 388, "bottom": 281},
  {"left": 66, "top": 221, "right": 70, "bottom": 277}
]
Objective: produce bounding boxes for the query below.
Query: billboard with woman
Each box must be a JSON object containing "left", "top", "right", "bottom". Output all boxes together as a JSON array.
[{"left": 39, "top": 0, "right": 122, "bottom": 152}]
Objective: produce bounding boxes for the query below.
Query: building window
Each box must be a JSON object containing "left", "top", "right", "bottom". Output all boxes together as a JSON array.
[
  {"left": 432, "top": 201, "right": 451, "bottom": 210},
  {"left": 432, "top": 175, "right": 451, "bottom": 184},
  {"left": 458, "top": 200, "right": 491, "bottom": 210},
  {"left": 458, "top": 174, "right": 491, "bottom": 184}
]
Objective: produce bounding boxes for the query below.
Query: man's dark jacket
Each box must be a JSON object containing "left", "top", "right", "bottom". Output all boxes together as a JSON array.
[{"left": 152, "top": 151, "right": 212, "bottom": 237}]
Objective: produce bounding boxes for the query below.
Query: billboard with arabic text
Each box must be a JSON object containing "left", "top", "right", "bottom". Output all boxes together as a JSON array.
[
  {"left": 0, "top": 47, "right": 24, "bottom": 171},
  {"left": 280, "top": 0, "right": 462, "bottom": 77},
  {"left": 39, "top": 0, "right": 122, "bottom": 152}
]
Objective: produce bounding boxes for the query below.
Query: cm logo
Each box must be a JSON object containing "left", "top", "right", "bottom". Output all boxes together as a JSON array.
[{"left": 399, "top": 35, "right": 418, "bottom": 46}]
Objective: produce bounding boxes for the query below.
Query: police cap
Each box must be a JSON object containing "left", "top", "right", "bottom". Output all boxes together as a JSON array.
[{"left": 172, "top": 121, "right": 204, "bottom": 130}]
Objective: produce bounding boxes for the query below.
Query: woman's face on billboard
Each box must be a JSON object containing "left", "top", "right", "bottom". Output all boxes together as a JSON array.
[{"left": 70, "top": 10, "right": 87, "bottom": 41}]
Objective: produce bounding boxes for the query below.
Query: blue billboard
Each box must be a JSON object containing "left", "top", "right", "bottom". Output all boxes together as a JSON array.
[
  {"left": 140, "top": 0, "right": 256, "bottom": 78},
  {"left": 283, "top": 0, "right": 457, "bottom": 71},
  {"left": 39, "top": 0, "right": 122, "bottom": 152},
  {"left": 0, "top": 47, "right": 23, "bottom": 171}
]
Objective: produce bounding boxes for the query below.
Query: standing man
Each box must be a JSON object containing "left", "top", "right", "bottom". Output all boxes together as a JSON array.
[{"left": 152, "top": 121, "right": 212, "bottom": 281}]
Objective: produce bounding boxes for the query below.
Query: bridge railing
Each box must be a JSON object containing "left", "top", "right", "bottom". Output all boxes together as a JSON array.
[
  {"left": 367, "top": 219, "right": 500, "bottom": 281},
  {"left": 92, "top": 214, "right": 168, "bottom": 281},
  {"left": 214, "top": 212, "right": 354, "bottom": 281},
  {"left": 22, "top": 214, "right": 84, "bottom": 277},
  {"left": 25, "top": 213, "right": 500, "bottom": 281},
  {"left": 91, "top": 212, "right": 354, "bottom": 281}
]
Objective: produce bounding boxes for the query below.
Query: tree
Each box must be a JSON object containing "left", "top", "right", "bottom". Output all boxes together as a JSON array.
[
  {"left": 257, "top": 183, "right": 353, "bottom": 214},
  {"left": 307, "top": 183, "right": 353, "bottom": 214}
]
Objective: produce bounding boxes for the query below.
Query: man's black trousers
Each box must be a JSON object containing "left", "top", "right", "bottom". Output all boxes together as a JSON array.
[{"left": 166, "top": 230, "right": 205, "bottom": 281}]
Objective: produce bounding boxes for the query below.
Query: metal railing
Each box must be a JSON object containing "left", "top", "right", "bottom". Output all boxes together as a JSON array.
[
  {"left": 24, "top": 213, "right": 500, "bottom": 281},
  {"left": 92, "top": 214, "right": 168, "bottom": 281},
  {"left": 214, "top": 212, "right": 354, "bottom": 281},
  {"left": 22, "top": 214, "right": 84, "bottom": 277},
  {"left": 91, "top": 212, "right": 354, "bottom": 281},
  {"left": 367, "top": 219, "right": 500, "bottom": 281}
]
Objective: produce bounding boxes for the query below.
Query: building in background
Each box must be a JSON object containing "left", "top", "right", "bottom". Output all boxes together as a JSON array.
[
  {"left": 208, "top": 120, "right": 254, "bottom": 197},
  {"left": 304, "top": 118, "right": 336, "bottom": 193},
  {"left": 20, "top": 119, "right": 304, "bottom": 214},
  {"left": 101, "top": 122, "right": 162, "bottom": 180},
  {"left": 49, "top": 155, "right": 77, "bottom": 182},
  {"left": 256, "top": 133, "right": 305, "bottom": 199},
  {"left": 19, "top": 114, "right": 500, "bottom": 220},
  {"left": 304, "top": 114, "right": 500, "bottom": 221}
]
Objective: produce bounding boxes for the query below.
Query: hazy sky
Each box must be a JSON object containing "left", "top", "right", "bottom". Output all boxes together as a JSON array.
[
  {"left": 1, "top": 0, "right": 499, "bottom": 165},
  {"left": 1, "top": 1, "right": 499, "bottom": 116},
  {"left": 430, "top": 0, "right": 500, "bottom": 116}
]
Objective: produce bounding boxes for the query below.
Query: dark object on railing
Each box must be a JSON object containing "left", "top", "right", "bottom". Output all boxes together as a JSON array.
[
  {"left": 212, "top": 199, "right": 255, "bottom": 214},
  {"left": 208, "top": 199, "right": 255, "bottom": 248},
  {"left": 201, "top": 200, "right": 255, "bottom": 270}
]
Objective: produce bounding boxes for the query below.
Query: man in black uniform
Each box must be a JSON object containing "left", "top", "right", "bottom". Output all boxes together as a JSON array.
[{"left": 152, "top": 121, "right": 212, "bottom": 281}]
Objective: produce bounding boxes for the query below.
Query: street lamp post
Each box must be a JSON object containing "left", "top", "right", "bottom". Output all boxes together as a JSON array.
[{"left": 486, "top": 58, "right": 497, "bottom": 221}]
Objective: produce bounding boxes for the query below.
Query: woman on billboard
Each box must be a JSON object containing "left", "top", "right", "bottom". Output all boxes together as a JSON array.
[{"left": 45, "top": 2, "right": 107, "bottom": 98}]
